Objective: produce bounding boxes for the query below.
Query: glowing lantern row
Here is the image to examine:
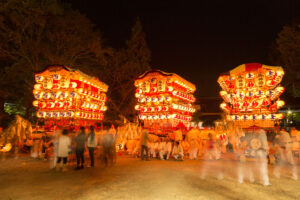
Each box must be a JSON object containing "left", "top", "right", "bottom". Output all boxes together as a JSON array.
[
  {"left": 136, "top": 92, "right": 195, "bottom": 103},
  {"left": 33, "top": 100, "right": 72, "bottom": 109},
  {"left": 37, "top": 111, "right": 104, "bottom": 120},
  {"left": 226, "top": 113, "right": 284, "bottom": 121},
  {"left": 171, "top": 90, "right": 196, "bottom": 102},
  {"left": 220, "top": 100, "right": 285, "bottom": 111},
  {"left": 74, "top": 112, "right": 104, "bottom": 120},
  {"left": 219, "top": 87, "right": 285, "bottom": 104},
  {"left": 135, "top": 104, "right": 195, "bottom": 113},
  {"left": 37, "top": 111, "right": 75, "bottom": 118},
  {"left": 139, "top": 114, "right": 192, "bottom": 121},
  {"left": 138, "top": 96, "right": 172, "bottom": 103},
  {"left": 81, "top": 102, "right": 107, "bottom": 111}
]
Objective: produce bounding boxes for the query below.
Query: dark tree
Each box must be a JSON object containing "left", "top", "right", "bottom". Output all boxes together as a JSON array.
[
  {"left": 104, "top": 18, "right": 151, "bottom": 122},
  {"left": 273, "top": 21, "right": 300, "bottom": 97},
  {"left": 0, "top": 0, "right": 110, "bottom": 121}
]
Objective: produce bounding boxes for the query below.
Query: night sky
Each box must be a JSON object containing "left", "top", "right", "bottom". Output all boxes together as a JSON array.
[{"left": 72, "top": 0, "right": 300, "bottom": 98}]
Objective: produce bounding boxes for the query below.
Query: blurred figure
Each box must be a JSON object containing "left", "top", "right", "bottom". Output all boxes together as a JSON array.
[
  {"left": 189, "top": 139, "right": 198, "bottom": 160},
  {"left": 165, "top": 139, "right": 173, "bottom": 160},
  {"left": 159, "top": 138, "right": 166, "bottom": 160},
  {"left": 87, "top": 126, "right": 97, "bottom": 167},
  {"left": 274, "top": 128, "right": 298, "bottom": 180},
  {"left": 291, "top": 126, "right": 300, "bottom": 157},
  {"left": 103, "top": 130, "right": 115, "bottom": 166},
  {"left": 149, "top": 140, "right": 157, "bottom": 158},
  {"left": 197, "top": 138, "right": 204, "bottom": 157},
  {"left": 237, "top": 136, "right": 254, "bottom": 184},
  {"left": 254, "top": 129, "right": 270, "bottom": 186},
  {"left": 182, "top": 138, "right": 190, "bottom": 158},
  {"left": 75, "top": 127, "right": 86, "bottom": 170},
  {"left": 204, "top": 133, "right": 218, "bottom": 160},
  {"left": 140, "top": 129, "right": 149, "bottom": 161},
  {"left": 152, "top": 139, "right": 159, "bottom": 158},
  {"left": 172, "top": 141, "right": 184, "bottom": 160},
  {"left": 50, "top": 126, "right": 60, "bottom": 169},
  {"left": 22, "top": 137, "right": 33, "bottom": 153},
  {"left": 56, "top": 129, "right": 71, "bottom": 172},
  {"left": 201, "top": 133, "right": 223, "bottom": 180}
]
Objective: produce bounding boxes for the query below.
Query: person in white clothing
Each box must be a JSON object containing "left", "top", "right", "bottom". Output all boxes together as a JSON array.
[
  {"left": 189, "top": 139, "right": 198, "bottom": 160},
  {"left": 159, "top": 139, "right": 166, "bottom": 160},
  {"left": 172, "top": 141, "right": 184, "bottom": 160},
  {"left": 153, "top": 140, "right": 159, "bottom": 158},
  {"left": 56, "top": 129, "right": 71, "bottom": 172},
  {"left": 165, "top": 139, "right": 173, "bottom": 160}
]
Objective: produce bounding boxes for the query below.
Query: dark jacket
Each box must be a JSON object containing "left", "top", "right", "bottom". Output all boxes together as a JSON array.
[{"left": 75, "top": 133, "right": 86, "bottom": 150}]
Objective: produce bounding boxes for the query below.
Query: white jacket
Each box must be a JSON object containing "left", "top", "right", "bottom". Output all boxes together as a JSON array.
[
  {"left": 87, "top": 135, "right": 97, "bottom": 148},
  {"left": 57, "top": 135, "right": 71, "bottom": 157}
]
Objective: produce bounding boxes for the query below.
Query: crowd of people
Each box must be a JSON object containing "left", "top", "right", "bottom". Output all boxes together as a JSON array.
[
  {"left": 122, "top": 125, "right": 299, "bottom": 186},
  {"left": 125, "top": 129, "right": 223, "bottom": 161},
  {"left": 4, "top": 123, "right": 299, "bottom": 186},
  {"left": 21, "top": 125, "right": 117, "bottom": 172}
]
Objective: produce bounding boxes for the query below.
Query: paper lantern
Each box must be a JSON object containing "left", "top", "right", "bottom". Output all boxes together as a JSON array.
[
  {"left": 70, "top": 82, "right": 77, "bottom": 89},
  {"left": 52, "top": 74, "right": 61, "bottom": 80},
  {"left": 135, "top": 105, "right": 140, "bottom": 110},
  {"left": 36, "top": 111, "right": 45, "bottom": 118},
  {"left": 45, "top": 112, "right": 53, "bottom": 118},
  {"left": 43, "top": 92, "right": 51, "bottom": 99},
  {"left": 34, "top": 84, "right": 42, "bottom": 90},
  {"left": 276, "top": 100, "right": 285, "bottom": 108},
  {"left": 35, "top": 75, "right": 44, "bottom": 82},
  {"left": 33, "top": 100, "right": 39, "bottom": 107}
]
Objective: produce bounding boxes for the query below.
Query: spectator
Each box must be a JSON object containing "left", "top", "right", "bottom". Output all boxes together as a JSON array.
[
  {"left": 87, "top": 126, "right": 97, "bottom": 167},
  {"left": 140, "top": 129, "right": 149, "bottom": 161},
  {"left": 56, "top": 129, "right": 71, "bottom": 172},
  {"left": 75, "top": 127, "right": 86, "bottom": 169},
  {"left": 172, "top": 141, "right": 184, "bottom": 160}
]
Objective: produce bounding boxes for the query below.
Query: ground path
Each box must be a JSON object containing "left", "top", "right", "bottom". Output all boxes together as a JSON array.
[{"left": 0, "top": 155, "right": 299, "bottom": 200}]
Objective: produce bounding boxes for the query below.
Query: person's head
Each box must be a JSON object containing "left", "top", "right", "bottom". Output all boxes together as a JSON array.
[
  {"left": 80, "top": 127, "right": 85, "bottom": 134},
  {"left": 90, "top": 126, "right": 94, "bottom": 132},
  {"left": 273, "top": 138, "right": 279, "bottom": 145},
  {"left": 62, "top": 129, "right": 69, "bottom": 135},
  {"left": 240, "top": 136, "right": 245, "bottom": 142},
  {"left": 208, "top": 133, "right": 212, "bottom": 139}
]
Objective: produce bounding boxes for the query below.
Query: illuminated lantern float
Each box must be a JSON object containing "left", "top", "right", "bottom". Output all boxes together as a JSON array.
[
  {"left": 33, "top": 65, "right": 108, "bottom": 129},
  {"left": 134, "top": 70, "right": 196, "bottom": 132},
  {"left": 218, "top": 63, "right": 285, "bottom": 128}
]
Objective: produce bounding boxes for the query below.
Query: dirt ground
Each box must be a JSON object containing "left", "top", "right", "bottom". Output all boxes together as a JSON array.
[{"left": 0, "top": 154, "right": 299, "bottom": 200}]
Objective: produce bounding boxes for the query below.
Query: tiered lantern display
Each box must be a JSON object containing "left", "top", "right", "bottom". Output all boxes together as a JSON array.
[
  {"left": 134, "top": 70, "right": 196, "bottom": 129},
  {"left": 217, "top": 63, "right": 285, "bottom": 127},
  {"left": 33, "top": 65, "right": 108, "bottom": 128}
]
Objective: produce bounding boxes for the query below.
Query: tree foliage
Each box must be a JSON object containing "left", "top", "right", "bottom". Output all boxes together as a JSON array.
[
  {"left": 0, "top": 0, "right": 111, "bottom": 120},
  {"left": 0, "top": 1, "right": 152, "bottom": 124},
  {"left": 272, "top": 21, "right": 300, "bottom": 97},
  {"left": 104, "top": 18, "right": 151, "bottom": 122}
]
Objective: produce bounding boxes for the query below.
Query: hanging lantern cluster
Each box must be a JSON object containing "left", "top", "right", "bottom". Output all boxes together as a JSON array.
[
  {"left": 134, "top": 69, "right": 196, "bottom": 128},
  {"left": 33, "top": 65, "right": 108, "bottom": 126},
  {"left": 217, "top": 63, "right": 285, "bottom": 121}
]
